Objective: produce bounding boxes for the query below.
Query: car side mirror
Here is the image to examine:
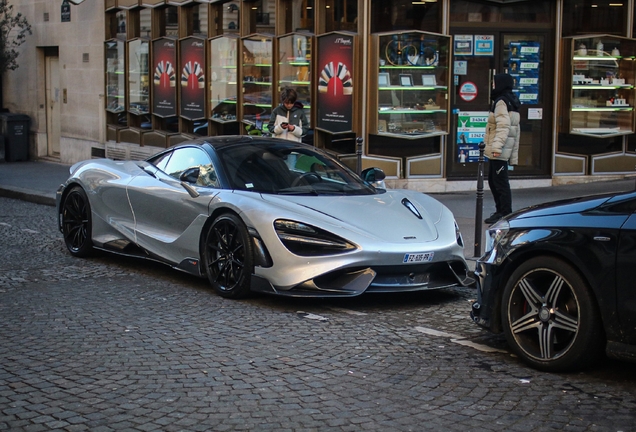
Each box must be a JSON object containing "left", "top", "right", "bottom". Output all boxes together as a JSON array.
[
  {"left": 180, "top": 167, "right": 200, "bottom": 184},
  {"left": 361, "top": 167, "right": 386, "bottom": 183}
]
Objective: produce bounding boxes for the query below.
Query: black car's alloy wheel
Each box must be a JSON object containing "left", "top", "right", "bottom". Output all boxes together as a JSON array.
[
  {"left": 203, "top": 213, "right": 254, "bottom": 299},
  {"left": 61, "top": 186, "right": 94, "bottom": 257},
  {"left": 501, "top": 256, "right": 604, "bottom": 372}
]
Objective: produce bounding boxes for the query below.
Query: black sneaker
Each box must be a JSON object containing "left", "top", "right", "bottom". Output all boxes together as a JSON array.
[{"left": 484, "top": 212, "right": 502, "bottom": 224}]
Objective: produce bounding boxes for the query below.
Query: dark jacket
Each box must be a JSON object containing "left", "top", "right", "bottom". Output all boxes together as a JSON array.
[{"left": 267, "top": 102, "right": 309, "bottom": 141}]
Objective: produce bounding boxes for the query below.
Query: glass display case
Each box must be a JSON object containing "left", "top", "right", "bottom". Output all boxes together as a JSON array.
[
  {"left": 277, "top": 33, "right": 312, "bottom": 125},
  {"left": 562, "top": 35, "right": 636, "bottom": 138},
  {"left": 105, "top": 40, "right": 126, "bottom": 115},
  {"left": 371, "top": 31, "right": 450, "bottom": 138},
  {"left": 241, "top": 35, "right": 273, "bottom": 131},
  {"left": 210, "top": 35, "right": 238, "bottom": 123},
  {"left": 128, "top": 39, "right": 150, "bottom": 116}
]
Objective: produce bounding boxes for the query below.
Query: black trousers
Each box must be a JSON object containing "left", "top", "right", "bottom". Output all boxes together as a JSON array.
[{"left": 487, "top": 159, "right": 512, "bottom": 215}]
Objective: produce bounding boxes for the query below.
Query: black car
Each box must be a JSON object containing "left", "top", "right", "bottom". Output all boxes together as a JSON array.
[{"left": 471, "top": 190, "right": 636, "bottom": 371}]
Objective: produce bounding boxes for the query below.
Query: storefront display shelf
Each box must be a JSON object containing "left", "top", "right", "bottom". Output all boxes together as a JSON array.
[
  {"left": 210, "top": 35, "right": 239, "bottom": 125},
  {"left": 371, "top": 31, "right": 450, "bottom": 139},
  {"left": 127, "top": 39, "right": 150, "bottom": 116},
  {"left": 277, "top": 33, "right": 312, "bottom": 125},
  {"left": 241, "top": 35, "right": 273, "bottom": 129},
  {"left": 562, "top": 34, "right": 636, "bottom": 138},
  {"left": 105, "top": 40, "right": 126, "bottom": 116}
]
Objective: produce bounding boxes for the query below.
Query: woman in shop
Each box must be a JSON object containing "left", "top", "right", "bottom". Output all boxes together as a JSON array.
[{"left": 484, "top": 73, "right": 521, "bottom": 225}]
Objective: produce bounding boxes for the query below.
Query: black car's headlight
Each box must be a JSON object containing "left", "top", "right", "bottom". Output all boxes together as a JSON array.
[
  {"left": 274, "top": 219, "right": 356, "bottom": 256},
  {"left": 484, "top": 219, "right": 510, "bottom": 253}
]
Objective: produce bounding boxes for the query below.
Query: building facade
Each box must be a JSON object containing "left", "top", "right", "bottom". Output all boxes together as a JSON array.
[{"left": 3, "top": 0, "right": 636, "bottom": 191}]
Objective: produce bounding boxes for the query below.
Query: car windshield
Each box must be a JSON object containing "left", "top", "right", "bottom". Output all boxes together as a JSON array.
[{"left": 217, "top": 142, "right": 378, "bottom": 196}]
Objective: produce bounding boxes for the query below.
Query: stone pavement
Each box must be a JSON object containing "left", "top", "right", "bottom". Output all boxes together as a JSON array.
[
  {"left": 1, "top": 197, "right": 636, "bottom": 431},
  {"left": 2, "top": 159, "right": 636, "bottom": 431}
]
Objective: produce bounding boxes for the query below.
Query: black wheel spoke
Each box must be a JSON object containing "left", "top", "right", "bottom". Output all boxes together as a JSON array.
[
  {"left": 62, "top": 189, "right": 92, "bottom": 255},
  {"left": 538, "top": 323, "right": 553, "bottom": 359}
]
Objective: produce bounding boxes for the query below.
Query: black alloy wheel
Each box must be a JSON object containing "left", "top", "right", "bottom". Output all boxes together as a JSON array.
[
  {"left": 61, "top": 186, "right": 94, "bottom": 257},
  {"left": 203, "top": 213, "right": 254, "bottom": 299},
  {"left": 501, "top": 256, "right": 604, "bottom": 372}
]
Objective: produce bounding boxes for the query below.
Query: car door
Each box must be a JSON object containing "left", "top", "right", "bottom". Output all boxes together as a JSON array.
[
  {"left": 126, "top": 146, "right": 220, "bottom": 264},
  {"left": 616, "top": 210, "right": 636, "bottom": 343}
]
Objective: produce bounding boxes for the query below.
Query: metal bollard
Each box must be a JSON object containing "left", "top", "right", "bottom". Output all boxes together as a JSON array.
[
  {"left": 356, "top": 137, "right": 363, "bottom": 176},
  {"left": 474, "top": 142, "right": 486, "bottom": 258}
]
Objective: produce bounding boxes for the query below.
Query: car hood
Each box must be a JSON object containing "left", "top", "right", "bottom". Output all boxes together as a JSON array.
[
  {"left": 513, "top": 193, "right": 615, "bottom": 219},
  {"left": 261, "top": 190, "right": 442, "bottom": 243}
]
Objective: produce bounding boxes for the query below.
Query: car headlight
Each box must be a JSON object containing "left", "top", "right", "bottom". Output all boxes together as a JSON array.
[
  {"left": 484, "top": 219, "right": 509, "bottom": 253},
  {"left": 274, "top": 219, "right": 356, "bottom": 256}
]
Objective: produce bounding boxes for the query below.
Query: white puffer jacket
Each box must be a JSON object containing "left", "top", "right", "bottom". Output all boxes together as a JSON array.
[{"left": 484, "top": 99, "right": 520, "bottom": 165}]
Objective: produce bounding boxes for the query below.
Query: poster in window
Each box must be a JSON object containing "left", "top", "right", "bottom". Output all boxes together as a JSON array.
[
  {"left": 454, "top": 35, "right": 473, "bottom": 56},
  {"left": 316, "top": 33, "right": 354, "bottom": 133},
  {"left": 508, "top": 41, "right": 540, "bottom": 105},
  {"left": 180, "top": 37, "right": 206, "bottom": 120},
  {"left": 456, "top": 111, "right": 488, "bottom": 163},
  {"left": 152, "top": 38, "right": 177, "bottom": 118}
]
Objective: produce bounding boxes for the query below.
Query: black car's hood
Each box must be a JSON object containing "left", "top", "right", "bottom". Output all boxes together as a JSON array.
[{"left": 513, "top": 193, "right": 616, "bottom": 219}]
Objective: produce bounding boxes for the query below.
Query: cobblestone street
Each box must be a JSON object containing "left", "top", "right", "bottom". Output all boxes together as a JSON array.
[{"left": 1, "top": 197, "right": 636, "bottom": 431}]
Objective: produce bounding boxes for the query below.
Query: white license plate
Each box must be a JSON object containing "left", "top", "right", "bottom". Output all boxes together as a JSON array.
[{"left": 403, "top": 252, "right": 434, "bottom": 263}]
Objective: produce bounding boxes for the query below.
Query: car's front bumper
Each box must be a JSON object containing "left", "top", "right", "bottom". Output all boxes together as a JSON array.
[{"left": 470, "top": 250, "right": 504, "bottom": 333}]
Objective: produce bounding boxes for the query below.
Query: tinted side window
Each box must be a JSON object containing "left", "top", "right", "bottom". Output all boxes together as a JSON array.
[{"left": 161, "top": 147, "right": 219, "bottom": 187}]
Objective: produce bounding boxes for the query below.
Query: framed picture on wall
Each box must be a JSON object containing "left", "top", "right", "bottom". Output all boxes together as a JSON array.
[
  {"left": 421, "top": 75, "right": 437, "bottom": 86},
  {"left": 378, "top": 72, "right": 390, "bottom": 86},
  {"left": 399, "top": 74, "right": 413, "bottom": 87}
]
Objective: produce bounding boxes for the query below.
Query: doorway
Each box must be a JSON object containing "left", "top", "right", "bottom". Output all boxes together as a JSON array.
[
  {"left": 447, "top": 29, "right": 554, "bottom": 179},
  {"left": 45, "top": 50, "right": 61, "bottom": 157}
]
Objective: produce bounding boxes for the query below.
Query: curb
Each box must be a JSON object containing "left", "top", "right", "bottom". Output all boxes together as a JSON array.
[{"left": 0, "top": 186, "right": 56, "bottom": 207}]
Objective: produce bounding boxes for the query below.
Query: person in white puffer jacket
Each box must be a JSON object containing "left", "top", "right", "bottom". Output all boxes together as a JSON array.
[{"left": 483, "top": 73, "right": 521, "bottom": 225}]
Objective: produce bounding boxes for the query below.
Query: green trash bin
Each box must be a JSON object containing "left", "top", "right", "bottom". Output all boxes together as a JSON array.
[{"left": 0, "top": 113, "right": 30, "bottom": 162}]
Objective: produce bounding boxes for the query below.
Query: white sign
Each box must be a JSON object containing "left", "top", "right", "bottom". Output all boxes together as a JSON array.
[
  {"left": 454, "top": 61, "right": 468, "bottom": 75},
  {"left": 528, "top": 108, "right": 543, "bottom": 120}
]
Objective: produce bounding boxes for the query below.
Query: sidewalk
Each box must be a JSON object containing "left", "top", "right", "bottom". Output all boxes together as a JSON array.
[{"left": 1, "top": 159, "right": 635, "bottom": 261}]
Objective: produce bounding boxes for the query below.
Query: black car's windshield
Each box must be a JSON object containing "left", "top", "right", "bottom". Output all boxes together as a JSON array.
[{"left": 217, "top": 142, "right": 378, "bottom": 196}]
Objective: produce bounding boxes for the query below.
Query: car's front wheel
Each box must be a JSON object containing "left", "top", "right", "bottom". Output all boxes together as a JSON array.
[
  {"left": 203, "top": 213, "right": 254, "bottom": 299},
  {"left": 501, "top": 256, "right": 604, "bottom": 372},
  {"left": 61, "top": 186, "right": 94, "bottom": 257}
]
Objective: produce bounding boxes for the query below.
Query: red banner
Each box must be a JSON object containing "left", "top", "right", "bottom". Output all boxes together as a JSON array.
[
  {"left": 316, "top": 33, "right": 354, "bottom": 133},
  {"left": 180, "top": 38, "right": 206, "bottom": 120},
  {"left": 152, "top": 38, "right": 177, "bottom": 118}
]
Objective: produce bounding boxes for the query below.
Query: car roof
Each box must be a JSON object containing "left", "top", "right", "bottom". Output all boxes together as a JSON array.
[{"left": 172, "top": 136, "right": 309, "bottom": 151}]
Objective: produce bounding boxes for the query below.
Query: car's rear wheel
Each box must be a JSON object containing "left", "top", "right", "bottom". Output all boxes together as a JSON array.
[
  {"left": 203, "top": 213, "right": 254, "bottom": 299},
  {"left": 501, "top": 256, "right": 604, "bottom": 372},
  {"left": 61, "top": 186, "right": 94, "bottom": 257}
]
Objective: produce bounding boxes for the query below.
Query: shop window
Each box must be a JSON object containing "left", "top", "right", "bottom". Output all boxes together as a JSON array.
[
  {"left": 244, "top": 0, "right": 275, "bottom": 34},
  {"left": 116, "top": 10, "right": 127, "bottom": 39},
  {"left": 558, "top": 133, "right": 623, "bottom": 155},
  {"left": 140, "top": 8, "right": 151, "bottom": 39},
  {"left": 562, "top": 0, "right": 626, "bottom": 36},
  {"left": 182, "top": 3, "right": 208, "bottom": 38},
  {"left": 157, "top": 6, "right": 179, "bottom": 38},
  {"left": 449, "top": 0, "right": 552, "bottom": 25},
  {"left": 225, "top": 2, "right": 240, "bottom": 33},
  {"left": 324, "top": 0, "right": 357, "bottom": 33},
  {"left": 371, "top": 0, "right": 440, "bottom": 34},
  {"left": 279, "top": 0, "right": 314, "bottom": 33},
  {"left": 105, "top": 10, "right": 124, "bottom": 40}
]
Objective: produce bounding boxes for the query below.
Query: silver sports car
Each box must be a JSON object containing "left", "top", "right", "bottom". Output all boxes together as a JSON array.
[{"left": 56, "top": 136, "right": 472, "bottom": 298}]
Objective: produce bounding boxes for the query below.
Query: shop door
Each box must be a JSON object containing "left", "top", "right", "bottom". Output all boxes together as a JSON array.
[
  {"left": 447, "top": 30, "right": 553, "bottom": 178},
  {"left": 45, "top": 55, "right": 61, "bottom": 156}
]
